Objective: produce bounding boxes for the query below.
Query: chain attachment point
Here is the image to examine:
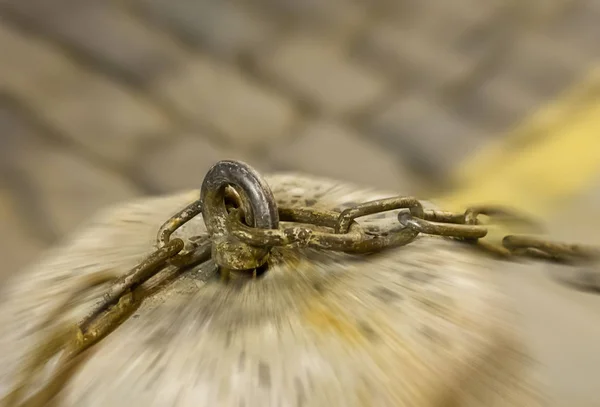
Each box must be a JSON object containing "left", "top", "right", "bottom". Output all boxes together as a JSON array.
[{"left": 200, "top": 160, "right": 279, "bottom": 273}]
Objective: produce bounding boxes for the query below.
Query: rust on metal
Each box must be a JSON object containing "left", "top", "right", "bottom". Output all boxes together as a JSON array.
[{"left": 200, "top": 160, "right": 279, "bottom": 272}]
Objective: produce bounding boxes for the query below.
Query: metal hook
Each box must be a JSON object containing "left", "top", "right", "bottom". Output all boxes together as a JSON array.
[{"left": 200, "top": 160, "right": 279, "bottom": 272}]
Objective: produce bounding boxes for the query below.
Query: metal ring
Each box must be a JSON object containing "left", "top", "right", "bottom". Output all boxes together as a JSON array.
[{"left": 200, "top": 160, "right": 279, "bottom": 271}]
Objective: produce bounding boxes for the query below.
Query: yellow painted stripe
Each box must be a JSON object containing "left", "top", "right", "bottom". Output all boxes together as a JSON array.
[{"left": 437, "top": 66, "right": 600, "bottom": 222}]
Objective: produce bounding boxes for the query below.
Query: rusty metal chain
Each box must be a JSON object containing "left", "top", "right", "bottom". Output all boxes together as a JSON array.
[
  {"left": 227, "top": 198, "right": 599, "bottom": 262},
  {"left": 4, "top": 160, "right": 599, "bottom": 407}
]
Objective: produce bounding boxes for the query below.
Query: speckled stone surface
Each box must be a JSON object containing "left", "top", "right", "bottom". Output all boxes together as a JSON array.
[{"left": 0, "top": 174, "right": 543, "bottom": 406}]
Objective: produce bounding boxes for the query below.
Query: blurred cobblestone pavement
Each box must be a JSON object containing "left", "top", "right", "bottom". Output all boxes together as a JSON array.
[{"left": 0, "top": 0, "right": 598, "bottom": 275}]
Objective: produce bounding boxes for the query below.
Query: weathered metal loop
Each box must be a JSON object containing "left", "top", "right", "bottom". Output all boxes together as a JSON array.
[
  {"left": 157, "top": 199, "right": 203, "bottom": 249},
  {"left": 334, "top": 197, "right": 425, "bottom": 252},
  {"left": 80, "top": 238, "right": 184, "bottom": 332},
  {"left": 200, "top": 160, "right": 279, "bottom": 271},
  {"left": 335, "top": 197, "right": 424, "bottom": 233},
  {"left": 421, "top": 209, "right": 467, "bottom": 224},
  {"left": 464, "top": 205, "right": 542, "bottom": 232},
  {"left": 503, "top": 235, "right": 600, "bottom": 262},
  {"left": 460, "top": 206, "right": 544, "bottom": 257},
  {"left": 398, "top": 212, "right": 488, "bottom": 239}
]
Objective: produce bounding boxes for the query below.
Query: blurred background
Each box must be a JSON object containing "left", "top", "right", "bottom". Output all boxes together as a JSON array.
[
  {"left": 0, "top": 0, "right": 599, "bottom": 404},
  {"left": 1, "top": 0, "right": 598, "bottom": 276}
]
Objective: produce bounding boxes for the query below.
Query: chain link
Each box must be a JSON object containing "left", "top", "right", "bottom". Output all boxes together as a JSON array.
[
  {"left": 2, "top": 221, "right": 212, "bottom": 407},
  {"left": 4, "top": 163, "right": 599, "bottom": 407},
  {"left": 227, "top": 197, "right": 599, "bottom": 264}
]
